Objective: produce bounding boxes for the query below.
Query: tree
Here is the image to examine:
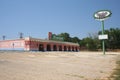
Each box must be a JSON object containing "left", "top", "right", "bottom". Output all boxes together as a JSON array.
[
  {"left": 98, "top": 28, "right": 120, "bottom": 50},
  {"left": 109, "top": 28, "right": 120, "bottom": 49},
  {"left": 81, "top": 37, "right": 98, "bottom": 51},
  {"left": 71, "top": 37, "right": 80, "bottom": 43},
  {"left": 58, "top": 33, "right": 71, "bottom": 42}
]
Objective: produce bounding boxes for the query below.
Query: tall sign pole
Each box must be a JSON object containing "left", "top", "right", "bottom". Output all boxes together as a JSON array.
[
  {"left": 102, "top": 21, "right": 105, "bottom": 55},
  {"left": 94, "top": 10, "right": 112, "bottom": 55}
]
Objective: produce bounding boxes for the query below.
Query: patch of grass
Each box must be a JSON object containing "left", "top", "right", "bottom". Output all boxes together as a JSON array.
[
  {"left": 116, "top": 61, "right": 120, "bottom": 64},
  {"left": 110, "top": 57, "right": 120, "bottom": 80}
]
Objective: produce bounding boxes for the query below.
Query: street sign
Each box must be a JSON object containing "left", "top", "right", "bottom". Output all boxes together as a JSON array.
[
  {"left": 98, "top": 34, "right": 108, "bottom": 40},
  {"left": 94, "top": 10, "right": 112, "bottom": 55},
  {"left": 94, "top": 10, "right": 112, "bottom": 21}
]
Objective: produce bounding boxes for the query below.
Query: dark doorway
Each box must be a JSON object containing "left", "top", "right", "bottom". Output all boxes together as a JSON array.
[
  {"left": 72, "top": 47, "right": 74, "bottom": 51},
  {"left": 64, "top": 46, "right": 67, "bottom": 51},
  {"left": 75, "top": 47, "right": 78, "bottom": 51},
  {"left": 68, "top": 46, "right": 71, "bottom": 51},
  {"left": 47, "top": 44, "right": 51, "bottom": 51},
  {"left": 39, "top": 44, "right": 44, "bottom": 51},
  {"left": 59, "top": 45, "right": 62, "bottom": 51},
  {"left": 53, "top": 45, "right": 57, "bottom": 51}
]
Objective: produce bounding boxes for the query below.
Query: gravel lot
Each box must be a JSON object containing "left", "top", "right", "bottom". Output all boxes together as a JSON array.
[{"left": 0, "top": 51, "right": 119, "bottom": 80}]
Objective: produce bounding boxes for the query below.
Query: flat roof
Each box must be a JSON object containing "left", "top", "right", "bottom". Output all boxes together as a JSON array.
[
  {"left": 25, "top": 37, "right": 79, "bottom": 46},
  {"left": 0, "top": 37, "right": 79, "bottom": 46}
]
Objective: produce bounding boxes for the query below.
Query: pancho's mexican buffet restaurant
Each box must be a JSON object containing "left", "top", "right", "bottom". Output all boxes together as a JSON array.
[{"left": 0, "top": 32, "right": 80, "bottom": 51}]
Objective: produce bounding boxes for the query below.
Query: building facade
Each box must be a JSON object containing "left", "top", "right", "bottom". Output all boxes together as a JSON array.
[{"left": 0, "top": 37, "right": 80, "bottom": 51}]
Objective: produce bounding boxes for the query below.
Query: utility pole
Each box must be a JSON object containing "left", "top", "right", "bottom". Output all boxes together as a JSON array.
[
  {"left": 2, "top": 35, "right": 6, "bottom": 40},
  {"left": 19, "top": 32, "right": 23, "bottom": 39}
]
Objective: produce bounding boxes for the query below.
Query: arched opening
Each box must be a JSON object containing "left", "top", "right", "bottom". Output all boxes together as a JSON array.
[
  {"left": 47, "top": 44, "right": 51, "bottom": 51},
  {"left": 53, "top": 45, "right": 57, "bottom": 51},
  {"left": 68, "top": 46, "right": 71, "bottom": 51},
  {"left": 64, "top": 46, "right": 67, "bottom": 51},
  {"left": 72, "top": 47, "right": 74, "bottom": 51},
  {"left": 39, "top": 44, "right": 44, "bottom": 51},
  {"left": 75, "top": 47, "right": 78, "bottom": 51},
  {"left": 59, "top": 45, "right": 62, "bottom": 51}
]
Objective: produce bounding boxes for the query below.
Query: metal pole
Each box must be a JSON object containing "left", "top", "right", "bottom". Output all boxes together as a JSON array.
[{"left": 102, "top": 21, "right": 105, "bottom": 55}]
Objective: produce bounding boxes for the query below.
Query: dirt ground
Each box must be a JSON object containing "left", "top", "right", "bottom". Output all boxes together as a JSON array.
[{"left": 0, "top": 51, "right": 119, "bottom": 80}]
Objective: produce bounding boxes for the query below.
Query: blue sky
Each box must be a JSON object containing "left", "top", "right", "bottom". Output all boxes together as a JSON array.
[{"left": 0, "top": 0, "right": 120, "bottom": 40}]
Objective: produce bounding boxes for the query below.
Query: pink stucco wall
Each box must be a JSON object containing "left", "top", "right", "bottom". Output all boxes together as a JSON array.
[{"left": 0, "top": 39, "right": 25, "bottom": 50}]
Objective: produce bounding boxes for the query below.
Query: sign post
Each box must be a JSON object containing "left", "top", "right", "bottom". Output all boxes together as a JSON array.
[
  {"left": 102, "top": 21, "right": 105, "bottom": 55},
  {"left": 94, "top": 10, "right": 112, "bottom": 55}
]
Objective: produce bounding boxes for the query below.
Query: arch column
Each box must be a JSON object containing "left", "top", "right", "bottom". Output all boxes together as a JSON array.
[
  {"left": 77, "top": 46, "right": 80, "bottom": 51},
  {"left": 66, "top": 46, "right": 68, "bottom": 51},
  {"left": 56, "top": 44, "right": 59, "bottom": 51},
  {"left": 50, "top": 44, "right": 53, "bottom": 51},
  {"left": 70, "top": 46, "right": 72, "bottom": 51},
  {"left": 62, "top": 45, "right": 64, "bottom": 51},
  {"left": 74, "top": 46, "right": 76, "bottom": 51},
  {"left": 43, "top": 43, "right": 47, "bottom": 51},
  {"left": 75, "top": 47, "right": 77, "bottom": 51}
]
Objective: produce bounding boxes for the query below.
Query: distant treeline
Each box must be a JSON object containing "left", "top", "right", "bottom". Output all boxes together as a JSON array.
[{"left": 53, "top": 28, "right": 120, "bottom": 51}]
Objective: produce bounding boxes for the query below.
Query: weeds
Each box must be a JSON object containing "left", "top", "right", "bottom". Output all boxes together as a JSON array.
[{"left": 110, "top": 56, "right": 120, "bottom": 80}]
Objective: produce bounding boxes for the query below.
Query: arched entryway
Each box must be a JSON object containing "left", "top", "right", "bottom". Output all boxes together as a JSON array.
[
  {"left": 47, "top": 44, "right": 51, "bottom": 51},
  {"left": 59, "top": 45, "right": 62, "bottom": 51},
  {"left": 39, "top": 44, "right": 44, "bottom": 51},
  {"left": 72, "top": 47, "right": 74, "bottom": 51},
  {"left": 64, "top": 46, "right": 67, "bottom": 51},
  {"left": 68, "top": 46, "right": 71, "bottom": 51},
  {"left": 75, "top": 47, "right": 78, "bottom": 51},
  {"left": 53, "top": 45, "right": 57, "bottom": 51}
]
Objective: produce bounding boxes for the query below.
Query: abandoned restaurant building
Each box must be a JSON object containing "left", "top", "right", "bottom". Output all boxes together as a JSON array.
[{"left": 0, "top": 32, "right": 80, "bottom": 51}]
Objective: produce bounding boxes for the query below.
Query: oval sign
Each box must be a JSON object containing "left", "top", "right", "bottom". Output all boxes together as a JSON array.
[{"left": 94, "top": 10, "right": 112, "bottom": 21}]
